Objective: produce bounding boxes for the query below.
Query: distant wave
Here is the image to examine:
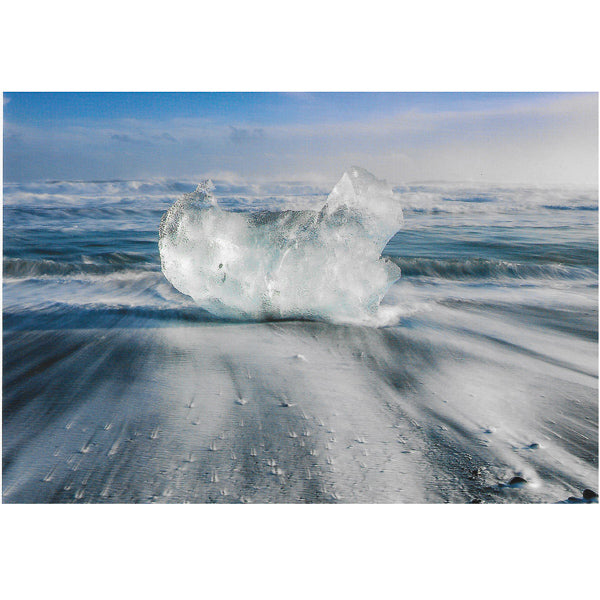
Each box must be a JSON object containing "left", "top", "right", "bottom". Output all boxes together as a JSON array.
[
  {"left": 402, "top": 203, "right": 598, "bottom": 215},
  {"left": 386, "top": 256, "right": 596, "bottom": 280},
  {"left": 396, "top": 184, "right": 597, "bottom": 215},
  {"left": 3, "top": 254, "right": 158, "bottom": 279},
  {"left": 4, "top": 178, "right": 597, "bottom": 214},
  {"left": 2, "top": 302, "right": 222, "bottom": 330},
  {"left": 2, "top": 178, "right": 330, "bottom": 212},
  {"left": 542, "top": 205, "right": 598, "bottom": 211},
  {"left": 5, "top": 205, "right": 167, "bottom": 219}
]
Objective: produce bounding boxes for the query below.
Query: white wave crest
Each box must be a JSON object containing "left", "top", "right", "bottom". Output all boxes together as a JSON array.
[{"left": 158, "top": 167, "right": 404, "bottom": 324}]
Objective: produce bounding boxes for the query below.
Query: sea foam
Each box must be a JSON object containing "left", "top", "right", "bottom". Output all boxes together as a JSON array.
[{"left": 158, "top": 167, "right": 404, "bottom": 323}]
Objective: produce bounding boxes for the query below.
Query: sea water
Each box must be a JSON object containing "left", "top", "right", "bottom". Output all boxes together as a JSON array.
[{"left": 3, "top": 170, "right": 598, "bottom": 503}]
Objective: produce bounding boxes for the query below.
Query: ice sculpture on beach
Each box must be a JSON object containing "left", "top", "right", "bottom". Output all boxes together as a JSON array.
[{"left": 158, "top": 167, "right": 403, "bottom": 323}]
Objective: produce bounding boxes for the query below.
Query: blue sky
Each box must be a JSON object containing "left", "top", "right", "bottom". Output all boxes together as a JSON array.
[
  {"left": 4, "top": 92, "right": 564, "bottom": 124},
  {"left": 3, "top": 92, "right": 597, "bottom": 185}
]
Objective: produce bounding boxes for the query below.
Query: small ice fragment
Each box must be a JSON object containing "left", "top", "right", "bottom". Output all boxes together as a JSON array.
[
  {"left": 279, "top": 398, "right": 295, "bottom": 408},
  {"left": 468, "top": 468, "right": 483, "bottom": 480},
  {"left": 108, "top": 441, "right": 120, "bottom": 457},
  {"left": 508, "top": 476, "right": 527, "bottom": 488},
  {"left": 294, "top": 354, "right": 308, "bottom": 362}
]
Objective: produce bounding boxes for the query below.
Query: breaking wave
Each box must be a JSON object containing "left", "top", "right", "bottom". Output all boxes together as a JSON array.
[
  {"left": 3, "top": 253, "right": 158, "bottom": 279},
  {"left": 158, "top": 168, "right": 404, "bottom": 324},
  {"left": 386, "top": 257, "right": 596, "bottom": 280}
]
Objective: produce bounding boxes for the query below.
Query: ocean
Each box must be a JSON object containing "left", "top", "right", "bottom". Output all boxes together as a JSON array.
[{"left": 2, "top": 172, "right": 598, "bottom": 503}]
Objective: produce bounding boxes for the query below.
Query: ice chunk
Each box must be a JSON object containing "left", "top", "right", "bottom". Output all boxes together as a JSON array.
[{"left": 158, "top": 167, "right": 403, "bottom": 324}]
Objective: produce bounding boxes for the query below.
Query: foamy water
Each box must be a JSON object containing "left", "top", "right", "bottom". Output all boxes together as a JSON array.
[{"left": 3, "top": 172, "right": 598, "bottom": 503}]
